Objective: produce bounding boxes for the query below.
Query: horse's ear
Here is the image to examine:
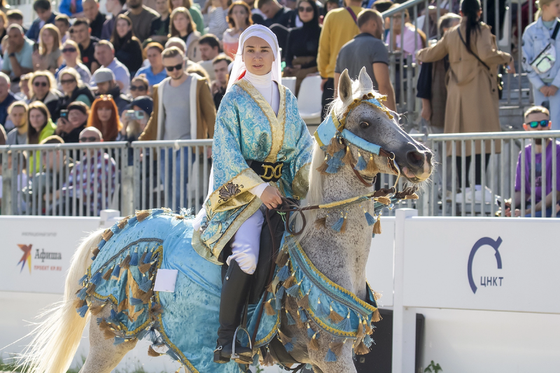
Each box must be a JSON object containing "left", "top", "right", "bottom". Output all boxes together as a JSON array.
[
  {"left": 338, "top": 69, "right": 353, "bottom": 106},
  {"left": 358, "top": 67, "right": 373, "bottom": 94}
]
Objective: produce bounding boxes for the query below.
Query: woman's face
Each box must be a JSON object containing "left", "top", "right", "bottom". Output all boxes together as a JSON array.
[
  {"left": 10, "top": 107, "right": 26, "bottom": 128},
  {"left": 62, "top": 43, "right": 78, "bottom": 63},
  {"left": 130, "top": 80, "right": 148, "bottom": 98},
  {"left": 297, "top": 1, "right": 314, "bottom": 23},
  {"left": 42, "top": 30, "right": 54, "bottom": 46},
  {"left": 116, "top": 19, "right": 131, "bottom": 38},
  {"left": 171, "top": 0, "right": 183, "bottom": 9},
  {"left": 29, "top": 109, "right": 46, "bottom": 131},
  {"left": 231, "top": 5, "right": 249, "bottom": 27},
  {"left": 147, "top": 47, "right": 163, "bottom": 68},
  {"left": 173, "top": 14, "right": 189, "bottom": 33},
  {"left": 542, "top": 0, "right": 560, "bottom": 19},
  {"left": 32, "top": 76, "right": 50, "bottom": 98},
  {"left": 97, "top": 106, "right": 113, "bottom": 122},
  {"left": 60, "top": 73, "right": 77, "bottom": 95},
  {"left": 69, "top": 109, "right": 87, "bottom": 127},
  {"left": 242, "top": 36, "right": 274, "bottom": 76}
]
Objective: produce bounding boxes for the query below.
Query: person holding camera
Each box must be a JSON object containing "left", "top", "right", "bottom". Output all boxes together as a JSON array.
[
  {"left": 55, "top": 101, "right": 89, "bottom": 143},
  {"left": 121, "top": 95, "right": 152, "bottom": 142}
]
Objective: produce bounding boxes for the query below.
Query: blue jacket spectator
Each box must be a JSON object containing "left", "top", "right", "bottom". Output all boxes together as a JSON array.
[
  {"left": 26, "top": 0, "right": 57, "bottom": 42},
  {"left": 59, "top": 0, "right": 84, "bottom": 17}
]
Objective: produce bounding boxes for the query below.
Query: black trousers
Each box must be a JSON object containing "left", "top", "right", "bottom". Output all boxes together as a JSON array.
[
  {"left": 321, "top": 77, "right": 334, "bottom": 121},
  {"left": 456, "top": 153, "right": 491, "bottom": 186}
]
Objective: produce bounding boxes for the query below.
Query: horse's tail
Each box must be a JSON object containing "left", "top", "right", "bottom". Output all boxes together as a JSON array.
[{"left": 18, "top": 229, "right": 104, "bottom": 373}]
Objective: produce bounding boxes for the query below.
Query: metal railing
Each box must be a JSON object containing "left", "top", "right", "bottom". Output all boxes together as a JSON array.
[{"left": 2, "top": 132, "right": 558, "bottom": 218}]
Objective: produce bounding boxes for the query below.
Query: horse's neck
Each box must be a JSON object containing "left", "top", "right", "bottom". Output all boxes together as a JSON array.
[{"left": 303, "top": 166, "right": 374, "bottom": 300}]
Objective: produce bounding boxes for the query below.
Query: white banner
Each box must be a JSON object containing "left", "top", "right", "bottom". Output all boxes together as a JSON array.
[
  {"left": 0, "top": 217, "right": 101, "bottom": 294},
  {"left": 401, "top": 217, "right": 560, "bottom": 314}
]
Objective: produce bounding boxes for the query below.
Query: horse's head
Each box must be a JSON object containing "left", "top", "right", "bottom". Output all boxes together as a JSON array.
[{"left": 316, "top": 68, "right": 432, "bottom": 185}]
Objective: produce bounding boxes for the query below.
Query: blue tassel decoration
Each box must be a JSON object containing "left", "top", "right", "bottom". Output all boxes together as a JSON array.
[
  {"left": 113, "top": 337, "right": 125, "bottom": 345},
  {"left": 356, "top": 152, "right": 367, "bottom": 171},
  {"left": 110, "top": 309, "right": 119, "bottom": 322},
  {"left": 130, "top": 297, "right": 144, "bottom": 306},
  {"left": 364, "top": 211, "right": 375, "bottom": 226},
  {"left": 111, "top": 265, "right": 121, "bottom": 279},
  {"left": 77, "top": 304, "right": 88, "bottom": 317},
  {"left": 277, "top": 265, "right": 290, "bottom": 282},
  {"left": 331, "top": 215, "right": 345, "bottom": 232},
  {"left": 325, "top": 348, "right": 337, "bottom": 362},
  {"left": 364, "top": 334, "right": 373, "bottom": 348},
  {"left": 276, "top": 286, "right": 286, "bottom": 302},
  {"left": 307, "top": 325, "right": 314, "bottom": 338},
  {"left": 299, "top": 310, "right": 308, "bottom": 323},
  {"left": 90, "top": 272, "right": 102, "bottom": 286},
  {"left": 315, "top": 297, "right": 331, "bottom": 318},
  {"left": 97, "top": 240, "right": 106, "bottom": 250},
  {"left": 286, "top": 283, "right": 299, "bottom": 297},
  {"left": 339, "top": 313, "right": 352, "bottom": 331},
  {"left": 137, "top": 329, "right": 149, "bottom": 340},
  {"left": 325, "top": 150, "right": 345, "bottom": 174},
  {"left": 284, "top": 341, "right": 294, "bottom": 352},
  {"left": 285, "top": 310, "right": 296, "bottom": 325},
  {"left": 130, "top": 252, "right": 139, "bottom": 266},
  {"left": 127, "top": 216, "right": 138, "bottom": 226},
  {"left": 77, "top": 287, "right": 87, "bottom": 300},
  {"left": 138, "top": 277, "right": 152, "bottom": 293},
  {"left": 143, "top": 251, "right": 153, "bottom": 264},
  {"left": 78, "top": 274, "right": 88, "bottom": 285},
  {"left": 274, "top": 296, "right": 283, "bottom": 311}
]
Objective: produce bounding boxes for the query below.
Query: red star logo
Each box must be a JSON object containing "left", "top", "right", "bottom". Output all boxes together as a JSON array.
[{"left": 17, "top": 244, "right": 32, "bottom": 273}]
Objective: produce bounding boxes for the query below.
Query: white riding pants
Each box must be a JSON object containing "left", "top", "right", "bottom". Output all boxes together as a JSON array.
[{"left": 226, "top": 207, "right": 265, "bottom": 275}]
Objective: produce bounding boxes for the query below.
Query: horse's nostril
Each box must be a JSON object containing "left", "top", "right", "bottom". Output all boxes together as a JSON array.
[{"left": 407, "top": 150, "right": 425, "bottom": 167}]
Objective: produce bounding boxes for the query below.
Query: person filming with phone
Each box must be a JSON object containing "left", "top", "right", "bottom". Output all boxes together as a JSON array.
[{"left": 55, "top": 101, "right": 89, "bottom": 143}]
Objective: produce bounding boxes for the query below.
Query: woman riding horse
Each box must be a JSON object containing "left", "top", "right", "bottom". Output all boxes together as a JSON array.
[{"left": 190, "top": 25, "right": 314, "bottom": 364}]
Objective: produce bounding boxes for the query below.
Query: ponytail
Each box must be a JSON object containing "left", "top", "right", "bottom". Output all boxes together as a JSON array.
[{"left": 460, "top": 0, "right": 481, "bottom": 54}]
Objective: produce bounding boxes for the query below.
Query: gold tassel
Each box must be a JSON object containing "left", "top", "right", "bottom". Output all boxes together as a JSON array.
[
  {"left": 373, "top": 218, "right": 382, "bottom": 235},
  {"left": 328, "top": 308, "right": 345, "bottom": 324},
  {"left": 366, "top": 155, "right": 378, "bottom": 174},
  {"left": 355, "top": 341, "right": 370, "bottom": 355},
  {"left": 174, "top": 368, "right": 181, "bottom": 373},
  {"left": 340, "top": 214, "right": 348, "bottom": 233},
  {"left": 102, "top": 267, "right": 113, "bottom": 280},
  {"left": 326, "top": 137, "right": 345, "bottom": 156},
  {"left": 285, "top": 298, "right": 298, "bottom": 312},
  {"left": 314, "top": 217, "right": 327, "bottom": 229},
  {"left": 103, "top": 328, "right": 117, "bottom": 340},
  {"left": 90, "top": 303, "right": 105, "bottom": 315},
  {"left": 376, "top": 196, "right": 391, "bottom": 205},
  {"left": 283, "top": 275, "right": 296, "bottom": 289},
  {"left": 140, "top": 289, "right": 153, "bottom": 303},
  {"left": 342, "top": 146, "right": 355, "bottom": 166},
  {"left": 136, "top": 210, "right": 151, "bottom": 222},
  {"left": 329, "top": 340, "right": 344, "bottom": 356},
  {"left": 139, "top": 262, "right": 152, "bottom": 274},
  {"left": 365, "top": 322, "right": 373, "bottom": 335},
  {"left": 117, "top": 216, "right": 129, "bottom": 229},
  {"left": 263, "top": 350, "right": 275, "bottom": 366},
  {"left": 278, "top": 330, "right": 291, "bottom": 344},
  {"left": 74, "top": 299, "right": 86, "bottom": 309},
  {"left": 308, "top": 334, "right": 319, "bottom": 350},
  {"left": 371, "top": 309, "right": 382, "bottom": 322},
  {"left": 275, "top": 249, "right": 289, "bottom": 267},
  {"left": 148, "top": 345, "right": 162, "bottom": 357},
  {"left": 297, "top": 293, "right": 309, "bottom": 310},
  {"left": 98, "top": 319, "right": 110, "bottom": 331},
  {"left": 316, "top": 158, "right": 329, "bottom": 175},
  {"left": 120, "top": 255, "right": 132, "bottom": 269},
  {"left": 102, "top": 229, "right": 113, "bottom": 241},
  {"left": 150, "top": 303, "right": 163, "bottom": 316},
  {"left": 264, "top": 300, "right": 275, "bottom": 316},
  {"left": 118, "top": 298, "right": 128, "bottom": 313},
  {"left": 86, "top": 284, "right": 97, "bottom": 296},
  {"left": 356, "top": 321, "right": 365, "bottom": 340},
  {"left": 92, "top": 247, "right": 100, "bottom": 258},
  {"left": 373, "top": 292, "right": 382, "bottom": 301},
  {"left": 405, "top": 193, "right": 419, "bottom": 200}
]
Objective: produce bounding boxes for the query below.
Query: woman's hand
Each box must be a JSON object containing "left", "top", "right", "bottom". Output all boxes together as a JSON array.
[
  {"left": 549, "top": 85, "right": 559, "bottom": 96},
  {"left": 540, "top": 86, "right": 551, "bottom": 96},
  {"left": 56, "top": 117, "right": 69, "bottom": 134},
  {"left": 506, "top": 63, "right": 515, "bottom": 74},
  {"left": 260, "top": 186, "right": 283, "bottom": 210}
]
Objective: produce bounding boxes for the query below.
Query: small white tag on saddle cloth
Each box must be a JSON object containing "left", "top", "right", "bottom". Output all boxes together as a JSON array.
[{"left": 154, "top": 269, "right": 178, "bottom": 292}]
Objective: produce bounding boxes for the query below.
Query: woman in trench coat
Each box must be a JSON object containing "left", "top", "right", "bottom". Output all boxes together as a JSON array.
[{"left": 416, "top": 0, "right": 513, "bottom": 192}]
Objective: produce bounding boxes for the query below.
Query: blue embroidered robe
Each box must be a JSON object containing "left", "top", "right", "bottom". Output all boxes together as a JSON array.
[{"left": 192, "top": 80, "right": 313, "bottom": 263}]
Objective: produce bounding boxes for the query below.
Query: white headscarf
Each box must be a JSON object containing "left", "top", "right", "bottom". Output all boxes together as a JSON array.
[{"left": 227, "top": 25, "right": 281, "bottom": 90}]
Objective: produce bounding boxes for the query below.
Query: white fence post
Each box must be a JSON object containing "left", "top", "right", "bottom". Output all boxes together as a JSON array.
[{"left": 392, "top": 208, "right": 417, "bottom": 373}]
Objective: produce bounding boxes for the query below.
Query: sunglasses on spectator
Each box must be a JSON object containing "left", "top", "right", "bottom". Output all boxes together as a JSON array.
[
  {"left": 61, "top": 79, "right": 76, "bottom": 85},
  {"left": 298, "top": 6, "right": 313, "bottom": 12},
  {"left": 165, "top": 63, "right": 183, "bottom": 72},
  {"left": 79, "top": 136, "right": 99, "bottom": 142},
  {"left": 33, "top": 81, "right": 48, "bottom": 87},
  {"left": 62, "top": 47, "right": 77, "bottom": 53},
  {"left": 130, "top": 85, "right": 147, "bottom": 91},
  {"left": 526, "top": 120, "right": 550, "bottom": 128}
]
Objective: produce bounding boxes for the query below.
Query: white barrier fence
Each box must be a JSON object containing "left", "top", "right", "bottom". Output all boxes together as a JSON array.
[{"left": 1, "top": 212, "right": 559, "bottom": 372}]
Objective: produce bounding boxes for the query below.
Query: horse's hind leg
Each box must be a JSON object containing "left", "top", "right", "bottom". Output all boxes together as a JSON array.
[{"left": 79, "top": 307, "right": 138, "bottom": 373}]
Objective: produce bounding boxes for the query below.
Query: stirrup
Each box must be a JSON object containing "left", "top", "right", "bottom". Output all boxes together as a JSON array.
[{"left": 231, "top": 326, "right": 253, "bottom": 364}]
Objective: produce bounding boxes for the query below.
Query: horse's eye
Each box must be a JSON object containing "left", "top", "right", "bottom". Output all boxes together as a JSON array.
[{"left": 360, "top": 121, "right": 370, "bottom": 129}]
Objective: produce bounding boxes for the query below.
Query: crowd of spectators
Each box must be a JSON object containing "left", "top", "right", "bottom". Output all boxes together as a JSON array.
[{"left": 0, "top": 0, "right": 556, "bottom": 217}]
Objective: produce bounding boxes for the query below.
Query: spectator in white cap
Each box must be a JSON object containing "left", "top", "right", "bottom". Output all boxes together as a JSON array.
[
  {"left": 94, "top": 40, "right": 131, "bottom": 93},
  {"left": 92, "top": 67, "right": 131, "bottom": 115}
]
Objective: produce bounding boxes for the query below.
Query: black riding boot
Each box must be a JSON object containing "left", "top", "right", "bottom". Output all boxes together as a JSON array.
[{"left": 214, "top": 260, "right": 253, "bottom": 364}]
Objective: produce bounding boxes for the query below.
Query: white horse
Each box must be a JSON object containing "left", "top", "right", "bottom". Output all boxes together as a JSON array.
[{"left": 18, "top": 68, "right": 432, "bottom": 373}]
